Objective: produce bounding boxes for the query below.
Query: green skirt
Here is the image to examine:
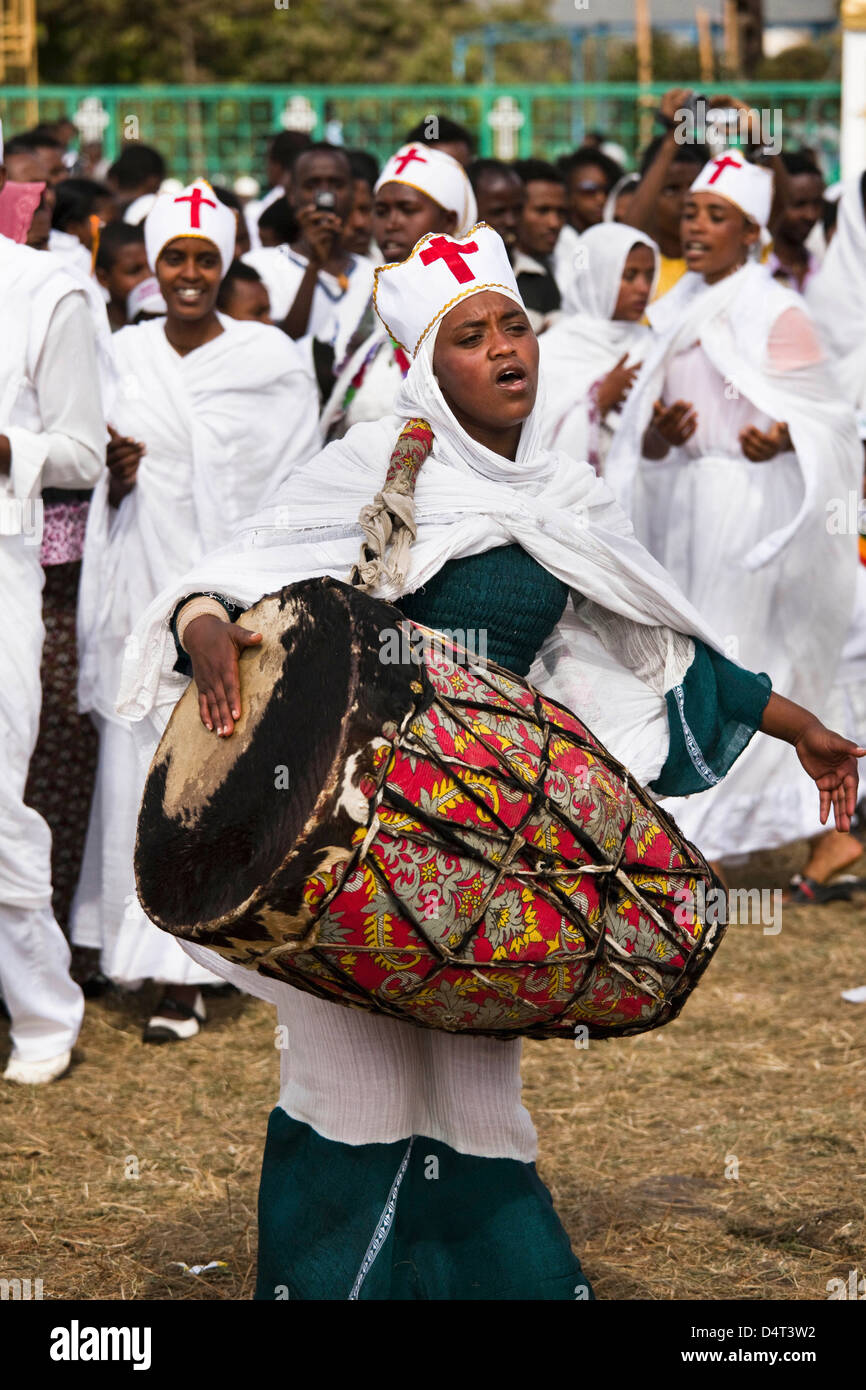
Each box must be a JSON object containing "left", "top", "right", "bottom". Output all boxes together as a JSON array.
[{"left": 255, "top": 1106, "right": 594, "bottom": 1301}]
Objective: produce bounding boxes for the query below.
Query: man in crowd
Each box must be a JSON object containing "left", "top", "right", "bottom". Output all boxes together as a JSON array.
[
  {"left": 243, "top": 142, "right": 374, "bottom": 394},
  {"left": 552, "top": 145, "right": 622, "bottom": 293},
  {"left": 0, "top": 127, "right": 105, "bottom": 1085},
  {"left": 512, "top": 158, "right": 567, "bottom": 332},
  {"left": 768, "top": 151, "right": 825, "bottom": 293},
  {"left": 468, "top": 158, "right": 525, "bottom": 252}
]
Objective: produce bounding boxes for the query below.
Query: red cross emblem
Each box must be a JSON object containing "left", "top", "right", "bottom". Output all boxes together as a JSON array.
[
  {"left": 392, "top": 147, "right": 427, "bottom": 177},
  {"left": 419, "top": 236, "right": 479, "bottom": 284},
  {"left": 174, "top": 186, "right": 217, "bottom": 229},
  {"left": 706, "top": 155, "right": 743, "bottom": 185}
]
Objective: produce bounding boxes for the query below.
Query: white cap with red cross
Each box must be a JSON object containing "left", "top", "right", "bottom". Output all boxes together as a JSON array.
[
  {"left": 372, "top": 223, "right": 523, "bottom": 356},
  {"left": 689, "top": 153, "right": 773, "bottom": 229},
  {"left": 374, "top": 144, "right": 478, "bottom": 237},
  {"left": 144, "top": 178, "right": 237, "bottom": 278}
]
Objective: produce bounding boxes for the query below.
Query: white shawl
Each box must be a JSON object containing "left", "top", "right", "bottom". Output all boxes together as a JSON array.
[
  {"left": 0, "top": 236, "right": 86, "bottom": 502},
  {"left": 78, "top": 314, "right": 321, "bottom": 723},
  {"left": 805, "top": 177, "right": 866, "bottom": 411},
  {"left": 117, "top": 329, "right": 727, "bottom": 789}
]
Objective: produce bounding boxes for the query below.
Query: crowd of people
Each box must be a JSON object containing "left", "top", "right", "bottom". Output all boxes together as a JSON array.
[{"left": 2, "top": 84, "right": 866, "bottom": 1295}]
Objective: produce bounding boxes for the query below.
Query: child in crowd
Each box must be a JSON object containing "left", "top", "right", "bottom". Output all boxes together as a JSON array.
[{"left": 95, "top": 222, "right": 150, "bottom": 331}]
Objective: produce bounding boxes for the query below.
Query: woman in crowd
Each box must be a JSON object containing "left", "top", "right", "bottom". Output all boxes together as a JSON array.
[
  {"left": 72, "top": 179, "right": 322, "bottom": 1042},
  {"left": 606, "top": 154, "right": 862, "bottom": 879},
  {"left": 540, "top": 222, "right": 657, "bottom": 472}
]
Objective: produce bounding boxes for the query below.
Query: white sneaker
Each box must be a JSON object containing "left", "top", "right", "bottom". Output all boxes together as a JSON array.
[
  {"left": 841, "top": 984, "right": 866, "bottom": 1003},
  {"left": 3, "top": 1050, "right": 72, "bottom": 1085},
  {"left": 143, "top": 991, "right": 206, "bottom": 1043}
]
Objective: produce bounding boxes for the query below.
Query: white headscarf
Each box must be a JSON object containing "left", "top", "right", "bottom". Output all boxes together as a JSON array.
[
  {"left": 559, "top": 222, "right": 659, "bottom": 326},
  {"left": 538, "top": 224, "right": 659, "bottom": 460}
]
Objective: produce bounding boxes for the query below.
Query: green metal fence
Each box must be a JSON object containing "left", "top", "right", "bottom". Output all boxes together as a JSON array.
[{"left": 0, "top": 83, "right": 843, "bottom": 185}]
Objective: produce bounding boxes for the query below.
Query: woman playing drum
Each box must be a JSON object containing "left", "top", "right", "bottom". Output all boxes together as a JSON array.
[{"left": 119, "top": 225, "right": 863, "bottom": 1300}]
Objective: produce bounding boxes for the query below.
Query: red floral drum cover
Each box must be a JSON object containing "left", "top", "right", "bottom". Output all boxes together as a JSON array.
[{"left": 136, "top": 577, "right": 724, "bottom": 1040}]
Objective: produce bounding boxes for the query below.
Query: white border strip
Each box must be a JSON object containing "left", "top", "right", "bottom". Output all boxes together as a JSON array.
[
  {"left": 348, "top": 1137, "right": 415, "bottom": 1300},
  {"left": 672, "top": 684, "right": 721, "bottom": 787}
]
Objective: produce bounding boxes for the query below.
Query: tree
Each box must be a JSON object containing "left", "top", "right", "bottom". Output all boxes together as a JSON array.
[{"left": 35, "top": 0, "right": 550, "bottom": 86}]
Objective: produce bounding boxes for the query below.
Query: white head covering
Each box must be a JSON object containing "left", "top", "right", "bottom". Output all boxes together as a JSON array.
[
  {"left": 144, "top": 178, "right": 236, "bottom": 277},
  {"left": 603, "top": 171, "right": 640, "bottom": 223},
  {"left": 561, "top": 222, "right": 659, "bottom": 320},
  {"left": 123, "top": 193, "right": 157, "bottom": 226},
  {"left": 127, "top": 275, "right": 167, "bottom": 322},
  {"left": 689, "top": 153, "right": 773, "bottom": 229},
  {"left": 373, "top": 223, "right": 522, "bottom": 357},
  {"left": 375, "top": 143, "right": 477, "bottom": 237}
]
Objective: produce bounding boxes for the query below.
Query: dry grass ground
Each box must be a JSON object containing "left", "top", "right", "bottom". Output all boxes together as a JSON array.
[{"left": 1, "top": 844, "right": 864, "bottom": 1302}]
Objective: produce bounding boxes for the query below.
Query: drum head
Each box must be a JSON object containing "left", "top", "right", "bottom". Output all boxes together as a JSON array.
[{"left": 135, "top": 577, "right": 419, "bottom": 934}]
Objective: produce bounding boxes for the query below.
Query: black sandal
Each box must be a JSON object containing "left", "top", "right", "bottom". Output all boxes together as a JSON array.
[
  {"left": 786, "top": 873, "right": 857, "bottom": 905},
  {"left": 143, "top": 991, "right": 206, "bottom": 1043}
]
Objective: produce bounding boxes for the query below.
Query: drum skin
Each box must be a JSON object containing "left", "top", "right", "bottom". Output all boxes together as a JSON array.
[{"left": 136, "top": 577, "right": 725, "bottom": 1040}]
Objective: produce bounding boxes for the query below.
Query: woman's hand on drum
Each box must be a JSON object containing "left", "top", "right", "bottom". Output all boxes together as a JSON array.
[{"left": 183, "top": 614, "right": 262, "bottom": 737}]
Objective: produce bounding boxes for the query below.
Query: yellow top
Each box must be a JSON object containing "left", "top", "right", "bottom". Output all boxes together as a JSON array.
[
  {"left": 842, "top": 0, "right": 866, "bottom": 30},
  {"left": 652, "top": 254, "right": 687, "bottom": 302}
]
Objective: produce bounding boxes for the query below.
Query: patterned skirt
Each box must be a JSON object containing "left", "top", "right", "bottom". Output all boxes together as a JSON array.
[
  {"left": 255, "top": 1107, "right": 594, "bottom": 1301},
  {"left": 23, "top": 559, "right": 99, "bottom": 932}
]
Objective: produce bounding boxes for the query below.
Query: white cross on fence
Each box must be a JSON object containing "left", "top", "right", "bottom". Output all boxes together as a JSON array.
[
  {"left": 488, "top": 95, "right": 525, "bottom": 160},
  {"left": 279, "top": 95, "right": 318, "bottom": 134},
  {"left": 73, "top": 96, "right": 110, "bottom": 144}
]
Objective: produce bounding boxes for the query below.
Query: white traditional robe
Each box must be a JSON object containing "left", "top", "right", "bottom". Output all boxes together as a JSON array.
[
  {"left": 0, "top": 235, "right": 103, "bottom": 1060},
  {"left": 551, "top": 221, "right": 582, "bottom": 299},
  {"left": 72, "top": 314, "right": 322, "bottom": 985},
  {"left": 48, "top": 232, "right": 115, "bottom": 399},
  {"left": 243, "top": 244, "right": 374, "bottom": 365},
  {"left": 606, "top": 261, "right": 862, "bottom": 858},
  {"left": 806, "top": 178, "right": 866, "bottom": 418},
  {"left": 805, "top": 179, "right": 866, "bottom": 767}
]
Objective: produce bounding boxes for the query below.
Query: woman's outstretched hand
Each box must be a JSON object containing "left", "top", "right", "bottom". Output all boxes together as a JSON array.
[
  {"left": 793, "top": 721, "right": 866, "bottom": 832},
  {"left": 183, "top": 614, "right": 262, "bottom": 737},
  {"left": 761, "top": 692, "right": 865, "bottom": 832}
]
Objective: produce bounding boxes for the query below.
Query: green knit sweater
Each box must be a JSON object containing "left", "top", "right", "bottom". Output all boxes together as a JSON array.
[
  {"left": 398, "top": 544, "right": 569, "bottom": 678},
  {"left": 397, "top": 543, "right": 771, "bottom": 797}
]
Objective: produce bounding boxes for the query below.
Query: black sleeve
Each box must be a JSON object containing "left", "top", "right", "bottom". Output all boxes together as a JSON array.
[{"left": 170, "top": 592, "right": 244, "bottom": 677}]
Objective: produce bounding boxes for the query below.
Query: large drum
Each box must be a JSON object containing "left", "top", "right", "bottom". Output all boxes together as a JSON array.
[{"left": 135, "top": 577, "right": 724, "bottom": 1040}]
